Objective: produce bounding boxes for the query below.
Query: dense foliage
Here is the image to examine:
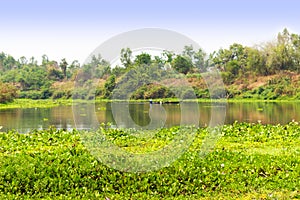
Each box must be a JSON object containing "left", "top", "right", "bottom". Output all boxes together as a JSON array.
[
  {"left": 2, "top": 29, "right": 300, "bottom": 101},
  {"left": 0, "top": 82, "right": 18, "bottom": 103},
  {"left": 0, "top": 122, "right": 299, "bottom": 199}
]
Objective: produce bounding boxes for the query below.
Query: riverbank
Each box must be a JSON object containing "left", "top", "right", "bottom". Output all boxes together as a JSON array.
[
  {"left": 2, "top": 97, "right": 300, "bottom": 110},
  {"left": 0, "top": 123, "right": 299, "bottom": 199},
  {"left": 0, "top": 99, "right": 113, "bottom": 110}
]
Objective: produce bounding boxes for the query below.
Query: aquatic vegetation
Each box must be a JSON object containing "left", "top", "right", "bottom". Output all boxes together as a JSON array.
[{"left": 0, "top": 123, "right": 299, "bottom": 199}]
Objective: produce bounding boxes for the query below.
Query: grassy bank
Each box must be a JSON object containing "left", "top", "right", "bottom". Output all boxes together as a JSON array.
[
  {"left": 2, "top": 97, "right": 300, "bottom": 110},
  {"left": 0, "top": 123, "right": 299, "bottom": 199},
  {"left": 0, "top": 99, "right": 73, "bottom": 109},
  {"left": 0, "top": 99, "right": 111, "bottom": 109}
]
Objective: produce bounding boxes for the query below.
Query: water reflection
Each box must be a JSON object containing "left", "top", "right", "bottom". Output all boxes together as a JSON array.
[{"left": 1, "top": 102, "right": 300, "bottom": 133}]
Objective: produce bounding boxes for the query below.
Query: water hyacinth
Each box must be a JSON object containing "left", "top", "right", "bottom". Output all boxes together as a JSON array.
[{"left": 0, "top": 122, "right": 299, "bottom": 199}]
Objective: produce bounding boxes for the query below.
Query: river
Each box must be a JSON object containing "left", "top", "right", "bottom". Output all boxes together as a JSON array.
[{"left": 1, "top": 102, "right": 300, "bottom": 133}]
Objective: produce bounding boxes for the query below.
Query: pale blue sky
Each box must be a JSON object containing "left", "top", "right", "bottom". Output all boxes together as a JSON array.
[{"left": 1, "top": 0, "right": 300, "bottom": 63}]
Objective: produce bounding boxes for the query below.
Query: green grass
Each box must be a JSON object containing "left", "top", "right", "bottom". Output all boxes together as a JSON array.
[
  {"left": 0, "top": 99, "right": 73, "bottom": 109},
  {"left": 3, "top": 98, "right": 300, "bottom": 110},
  {"left": 0, "top": 123, "right": 299, "bottom": 199},
  {"left": 0, "top": 99, "right": 113, "bottom": 109}
]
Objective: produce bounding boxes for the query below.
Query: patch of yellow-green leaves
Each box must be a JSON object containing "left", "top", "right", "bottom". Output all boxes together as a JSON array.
[{"left": 0, "top": 122, "right": 299, "bottom": 199}]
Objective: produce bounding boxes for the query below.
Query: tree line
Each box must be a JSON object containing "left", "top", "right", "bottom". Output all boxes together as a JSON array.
[{"left": 1, "top": 28, "right": 300, "bottom": 103}]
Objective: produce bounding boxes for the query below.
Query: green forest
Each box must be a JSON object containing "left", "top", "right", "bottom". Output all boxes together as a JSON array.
[{"left": 2, "top": 28, "right": 300, "bottom": 103}]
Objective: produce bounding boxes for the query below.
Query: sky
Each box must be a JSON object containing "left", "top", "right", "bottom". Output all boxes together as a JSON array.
[{"left": 1, "top": 0, "right": 300, "bottom": 64}]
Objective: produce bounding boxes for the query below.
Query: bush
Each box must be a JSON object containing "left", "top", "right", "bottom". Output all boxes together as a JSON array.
[
  {"left": 221, "top": 72, "right": 235, "bottom": 85},
  {"left": 210, "top": 87, "right": 227, "bottom": 99},
  {"left": 52, "top": 89, "right": 72, "bottom": 99},
  {"left": 131, "top": 84, "right": 175, "bottom": 99},
  {"left": 52, "top": 91, "right": 66, "bottom": 99},
  {"left": 0, "top": 82, "right": 18, "bottom": 103},
  {"left": 72, "top": 88, "right": 89, "bottom": 99},
  {"left": 181, "top": 89, "right": 196, "bottom": 99},
  {"left": 19, "top": 90, "right": 43, "bottom": 100},
  {"left": 194, "top": 88, "right": 210, "bottom": 98},
  {"left": 41, "top": 88, "right": 53, "bottom": 99}
]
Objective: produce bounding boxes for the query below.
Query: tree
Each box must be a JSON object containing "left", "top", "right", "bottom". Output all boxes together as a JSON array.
[
  {"left": 69, "top": 60, "right": 80, "bottom": 69},
  {"left": 19, "top": 56, "right": 27, "bottom": 65},
  {"left": 183, "top": 45, "right": 195, "bottom": 61},
  {"left": 91, "top": 54, "right": 109, "bottom": 67},
  {"left": 225, "top": 60, "right": 240, "bottom": 76},
  {"left": 171, "top": 55, "right": 193, "bottom": 74},
  {"left": 29, "top": 57, "right": 37, "bottom": 66},
  {"left": 67, "top": 60, "right": 80, "bottom": 79},
  {"left": 0, "top": 53, "right": 18, "bottom": 71},
  {"left": 154, "top": 56, "right": 164, "bottom": 65},
  {"left": 111, "top": 65, "right": 125, "bottom": 77},
  {"left": 245, "top": 47, "right": 266, "bottom": 75},
  {"left": 120, "top": 48, "right": 132, "bottom": 68},
  {"left": 210, "top": 43, "right": 246, "bottom": 75},
  {"left": 183, "top": 45, "right": 208, "bottom": 72},
  {"left": 162, "top": 50, "right": 174, "bottom": 63},
  {"left": 42, "top": 54, "right": 49, "bottom": 66},
  {"left": 291, "top": 32, "right": 300, "bottom": 72},
  {"left": 134, "top": 53, "right": 152, "bottom": 66},
  {"left": 104, "top": 75, "right": 116, "bottom": 98},
  {"left": 0, "top": 82, "right": 18, "bottom": 103},
  {"left": 59, "top": 58, "right": 68, "bottom": 78},
  {"left": 194, "top": 48, "right": 207, "bottom": 72},
  {"left": 47, "top": 68, "right": 64, "bottom": 81},
  {"left": 262, "top": 28, "right": 297, "bottom": 73}
]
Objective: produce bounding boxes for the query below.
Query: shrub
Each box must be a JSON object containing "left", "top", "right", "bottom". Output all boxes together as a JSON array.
[
  {"left": 0, "top": 82, "right": 18, "bottom": 103},
  {"left": 19, "top": 90, "right": 43, "bottom": 100},
  {"left": 181, "top": 88, "right": 196, "bottom": 99},
  {"left": 131, "top": 84, "right": 175, "bottom": 99}
]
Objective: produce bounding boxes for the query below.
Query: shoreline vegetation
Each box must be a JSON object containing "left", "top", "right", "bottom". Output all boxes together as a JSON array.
[
  {"left": 2, "top": 98, "right": 300, "bottom": 110},
  {"left": 0, "top": 122, "right": 299, "bottom": 199},
  {"left": 2, "top": 29, "right": 300, "bottom": 104},
  {"left": 0, "top": 98, "right": 298, "bottom": 110}
]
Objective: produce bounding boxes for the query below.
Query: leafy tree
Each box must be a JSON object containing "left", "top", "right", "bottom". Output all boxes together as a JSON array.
[
  {"left": 245, "top": 47, "right": 267, "bottom": 75},
  {"left": 0, "top": 53, "right": 18, "bottom": 71},
  {"left": 0, "top": 82, "right": 18, "bottom": 103},
  {"left": 134, "top": 53, "right": 152, "bottom": 66},
  {"left": 210, "top": 43, "right": 247, "bottom": 76},
  {"left": 0, "top": 52, "right": 5, "bottom": 66},
  {"left": 111, "top": 65, "right": 125, "bottom": 77},
  {"left": 29, "top": 57, "right": 37, "bottom": 66},
  {"left": 194, "top": 48, "right": 207, "bottom": 72},
  {"left": 67, "top": 60, "right": 80, "bottom": 79},
  {"left": 120, "top": 48, "right": 132, "bottom": 68},
  {"left": 104, "top": 75, "right": 116, "bottom": 98},
  {"left": 69, "top": 60, "right": 80, "bottom": 69},
  {"left": 42, "top": 54, "right": 49, "bottom": 66},
  {"left": 19, "top": 56, "right": 27, "bottom": 65},
  {"left": 277, "top": 28, "right": 294, "bottom": 70},
  {"left": 182, "top": 45, "right": 208, "bottom": 72},
  {"left": 225, "top": 60, "right": 240, "bottom": 76},
  {"left": 183, "top": 45, "right": 195, "bottom": 61},
  {"left": 291, "top": 32, "right": 300, "bottom": 72},
  {"left": 86, "top": 55, "right": 111, "bottom": 79},
  {"left": 91, "top": 54, "right": 109, "bottom": 67},
  {"left": 154, "top": 56, "right": 164, "bottom": 65},
  {"left": 262, "top": 28, "right": 299, "bottom": 74},
  {"left": 47, "top": 68, "right": 64, "bottom": 81},
  {"left": 161, "top": 50, "right": 174, "bottom": 63},
  {"left": 60, "top": 58, "right": 68, "bottom": 78},
  {"left": 171, "top": 55, "right": 193, "bottom": 74}
]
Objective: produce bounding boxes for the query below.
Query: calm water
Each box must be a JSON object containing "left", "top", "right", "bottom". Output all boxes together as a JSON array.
[{"left": 1, "top": 102, "right": 300, "bottom": 133}]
